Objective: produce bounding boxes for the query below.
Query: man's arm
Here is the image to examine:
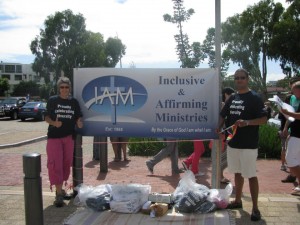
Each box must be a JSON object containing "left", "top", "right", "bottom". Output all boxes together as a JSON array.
[{"left": 235, "top": 116, "right": 267, "bottom": 127}]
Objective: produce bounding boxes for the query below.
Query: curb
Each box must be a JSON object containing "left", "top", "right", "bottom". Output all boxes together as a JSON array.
[{"left": 0, "top": 135, "right": 47, "bottom": 149}]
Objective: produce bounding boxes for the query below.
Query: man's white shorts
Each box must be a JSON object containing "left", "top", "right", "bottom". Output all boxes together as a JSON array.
[
  {"left": 227, "top": 146, "right": 258, "bottom": 178},
  {"left": 286, "top": 136, "right": 300, "bottom": 168}
]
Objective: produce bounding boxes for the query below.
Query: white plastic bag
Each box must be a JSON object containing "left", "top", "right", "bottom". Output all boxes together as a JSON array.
[
  {"left": 73, "top": 184, "right": 111, "bottom": 207},
  {"left": 110, "top": 183, "right": 151, "bottom": 213},
  {"left": 207, "top": 183, "right": 233, "bottom": 209}
]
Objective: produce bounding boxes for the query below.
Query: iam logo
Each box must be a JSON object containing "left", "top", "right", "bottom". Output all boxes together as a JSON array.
[{"left": 82, "top": 75, "right": 148, "bottom": 124}]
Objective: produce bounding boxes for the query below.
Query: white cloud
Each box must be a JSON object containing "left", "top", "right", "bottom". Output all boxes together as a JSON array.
[{"left": 0, "top": 0, "right": 289, "bottom": 80}]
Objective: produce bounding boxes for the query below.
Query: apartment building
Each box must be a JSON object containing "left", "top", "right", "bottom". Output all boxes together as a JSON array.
[{"left": 0, "top": 62, "right": 45, "bottom": 94}]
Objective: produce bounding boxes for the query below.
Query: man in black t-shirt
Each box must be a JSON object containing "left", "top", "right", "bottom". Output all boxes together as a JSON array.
[{"left": 218, "top": 69, "right": 267, "bottom": 221}]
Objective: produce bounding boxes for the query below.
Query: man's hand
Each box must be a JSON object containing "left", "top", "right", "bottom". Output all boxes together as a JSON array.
[{"left": 235, "top": 119, "right": 249, "bottom": 127}]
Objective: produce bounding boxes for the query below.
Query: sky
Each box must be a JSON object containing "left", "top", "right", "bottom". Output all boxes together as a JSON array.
[{"left": 0, "top": 0, "right": 290, "bottom": 82}]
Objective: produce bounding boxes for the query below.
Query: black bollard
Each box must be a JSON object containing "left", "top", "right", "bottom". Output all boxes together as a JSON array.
[
  {"left": 73, "top": 134, "right": 83, "bottom": 196},
  {"left": 93, "top": 136, "right": 100, "bottom": 160},
  {"left": 99, "top": 137, "right": 108, "bottom": 173},
  {"left": 23, "top": 153, "right": 44, "bottom": 225}
]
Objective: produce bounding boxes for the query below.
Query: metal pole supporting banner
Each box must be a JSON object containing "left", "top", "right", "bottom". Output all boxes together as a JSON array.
[
  {"left": 212, "top": 0, "right": 222, "bottom": 189},
  {"left": 23, "top": 153, "right": 44, "bottom": 225},
  {"left": 73, "top": 134, "right": 83, "bottom": 196}
]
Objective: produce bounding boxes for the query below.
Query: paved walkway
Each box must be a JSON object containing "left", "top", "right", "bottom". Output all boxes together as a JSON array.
[{"left": 0, "top": 129, "right": 300, "bottom": 224}]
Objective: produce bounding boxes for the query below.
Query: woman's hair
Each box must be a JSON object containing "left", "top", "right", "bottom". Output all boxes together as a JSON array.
[
  {"left": 222, "top": 87, "right": 235, "bottom": 102},
  {"left": 56, "top": 77, "right": 71, "bottom": 92}
]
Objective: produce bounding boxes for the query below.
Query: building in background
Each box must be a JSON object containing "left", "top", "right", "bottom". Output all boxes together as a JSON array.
[{"left": 0, "top": 62, "right": 45, "bottom": 95}]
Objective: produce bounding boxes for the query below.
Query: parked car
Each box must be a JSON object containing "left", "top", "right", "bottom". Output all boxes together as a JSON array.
[
  {"left": 0, "top": 97, "right": 26, "bottom": 120},
  {"left": 18, "top": 101, "right": 47, "bottom": 121}
]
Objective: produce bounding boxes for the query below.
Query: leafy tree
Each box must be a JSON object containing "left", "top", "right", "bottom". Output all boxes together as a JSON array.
[
  {"left": 30, "top": 9, "right": 126, "bottom": 85},
  {"left": 12, "top": 81, "right": 40, "bottom": 97},
  {"left": 269, "top": 0, "right": 300, "bottom": 77},
  {"left": 30, "top": 10, "right": 87, "bottom": 84},
  {"left": 222, "top": 0, "right": 284, "bottom": 97},
  {"left": 39, "top": 83, "right": 54, "bottom": 100},
  {"left": 80, "top": 31, "right": 106, "bottom": 67},
  {"left": 201, "top": 27, "right": 230, "bottom": 77},
  {"left": 0, "top": 78, "right": 10, "bottom": 96},
  {"left": 104, "top": 37, "right": 126, "bottom": 68},
  {"left": 163, "top": 0, "right": 205, "bottom": 68}
]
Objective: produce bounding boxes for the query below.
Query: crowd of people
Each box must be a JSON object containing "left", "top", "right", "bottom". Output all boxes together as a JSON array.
[{"left": 44, "top": 69, "right": 300, "bottom": 223}]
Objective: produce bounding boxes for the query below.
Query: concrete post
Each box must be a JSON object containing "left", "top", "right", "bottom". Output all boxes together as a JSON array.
[
  {"left": 73, "top": 134, "right": 83, "bottom": 196},
  {"left": 23, "top": 153, "right": 44, "bottom": 225}
]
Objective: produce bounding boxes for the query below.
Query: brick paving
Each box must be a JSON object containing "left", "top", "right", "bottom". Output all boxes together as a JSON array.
[{"left": 0, "top": 118, "right": 300, "bottom": 225}]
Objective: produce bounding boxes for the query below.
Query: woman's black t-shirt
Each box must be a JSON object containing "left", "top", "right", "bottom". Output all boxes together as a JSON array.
[{"left": 45, "top": 95, "right": 83, "bottom": 138}]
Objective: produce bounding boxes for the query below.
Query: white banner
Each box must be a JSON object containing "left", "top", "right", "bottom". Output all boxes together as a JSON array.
[{"left": 74, "top": 68, "right": 220, "bottom": 139}]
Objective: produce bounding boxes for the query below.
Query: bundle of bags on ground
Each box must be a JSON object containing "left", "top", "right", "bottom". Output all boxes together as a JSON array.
[
  {"left": 173, "top": 170, "right": 233, "bottom": 213},
  {"left": 74, "top": 183, "right": 151, "bottom": 213},
  {"left": 73, "top": 170, "right": 232, "bottom": 215}
]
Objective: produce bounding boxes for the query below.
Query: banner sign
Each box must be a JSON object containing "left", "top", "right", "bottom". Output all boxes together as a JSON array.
[{"left": 74, "top": 68, "right": 219, "bottom": 139}]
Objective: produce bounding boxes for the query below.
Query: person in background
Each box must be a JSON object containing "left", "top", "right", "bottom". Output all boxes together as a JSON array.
[
  {"left": 282, "top": 81, "right": 300, "bottom": 196},
  {"left": 280, "top": 77, "right": 300, "bottom": 181},
  {"left": 181, "top": 140, "right": 205, "bottom": 177},
  {"left": 110, "top": 137, "right": 130, "bottom": 162},
  {"left": 146, "top": 139, "right": 184, "bottom": 174},
  {"left": 264, "top": 101, "right": 272, "bottom": 119},
  {"left": 218, "top": 69, "right": 267, "bottom": 221},
  {"left": 45, "top": 77, "right": 83, "bottom": 207},
  {"left": 220, "top": 87, "right": 235, "bottom": 183}
]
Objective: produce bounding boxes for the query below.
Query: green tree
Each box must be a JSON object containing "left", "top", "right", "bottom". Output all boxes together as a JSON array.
[
  {"left": 104, "top": 37, "right": 126, "bottom": 68},
  {"left": 80, "top": 31, "right": 106, "bottom": 67},
  {"left": 12, "top": 81, "right": 40, "bottom": 97},
  {"left": 30, "top": 9, "right": 126, "bottom": 85},
  {"left": 269, "top": 0, "right": 300, "bottom": 77},
  {"left": 0, "top": 78, "right": 10, "bottom": 96},
  {"left": 222, "top": 0, "right": 284, "bottom": 97},
  {"left": 163, "top": 0, "right": 205, "bottom": 68},
  {"left": 201, "top": 27, "right": 230, "bottom": 77},
  {"left": 39, "top": 83, "right": 53, "bottom": 100}
]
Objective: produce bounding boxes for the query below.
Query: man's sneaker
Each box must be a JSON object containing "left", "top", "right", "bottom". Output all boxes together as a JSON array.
[
  {"left": 172, "top": 168, "right": 185, "bottom": 174},
  {"left": 251, "top": 209, "right": 261, "bottom": 221},
  {"left": 182, "top": 161, "right": 189, "bottom": 170},
  {"left": 146, "top": 161, "right": 154, "bottom": 174},
  {"left": 281, "top": 175, "right": 296, "bottom": 183},
  {"left": 54, "top": 194, "right": 64, "bottom": 207}
]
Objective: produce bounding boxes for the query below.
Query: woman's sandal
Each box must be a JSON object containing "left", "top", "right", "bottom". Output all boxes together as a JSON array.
[
  {"left": 124, "top": 158, "right": 131, "bottom": 161},
  {"left": 113, "top": 158, "right": 121, "bottom": 162}
]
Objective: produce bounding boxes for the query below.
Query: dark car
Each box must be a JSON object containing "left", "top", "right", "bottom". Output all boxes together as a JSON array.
[
  {"left": 0, "top": 97, "right": 26, "bottom": 120},
  {"left": 18, "top": 101, "right": 47, "bottom": 121}
]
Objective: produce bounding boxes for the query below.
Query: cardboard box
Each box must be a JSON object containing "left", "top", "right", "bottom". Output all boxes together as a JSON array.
[
  {"left": 150, "top": 203, "right": 169, "bottom": 217},
  {"left": 148, "top": 193, "right": 172, "bottom": 204}
]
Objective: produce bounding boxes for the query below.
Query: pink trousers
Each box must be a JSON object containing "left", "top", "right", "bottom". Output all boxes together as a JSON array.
[
  {"left": 183, "top": 140, "right": 205, "bottom": 174},
  {"left": 46, "top": 135, "right": 74, "bottom": 187}
]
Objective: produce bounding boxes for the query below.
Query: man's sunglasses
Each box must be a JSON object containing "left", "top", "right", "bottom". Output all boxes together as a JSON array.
[{"left": 234, "top": 76, "right": 247, "bottom": 80}]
